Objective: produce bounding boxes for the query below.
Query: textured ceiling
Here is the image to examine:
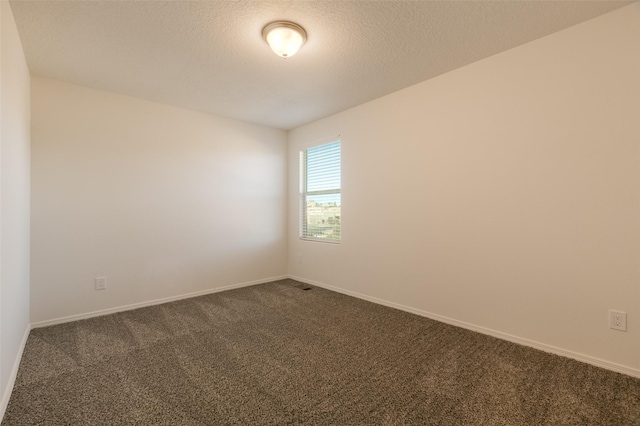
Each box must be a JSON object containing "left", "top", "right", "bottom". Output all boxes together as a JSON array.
[{"left": 10, "top": 0, "right": 633, "bottom": 130}]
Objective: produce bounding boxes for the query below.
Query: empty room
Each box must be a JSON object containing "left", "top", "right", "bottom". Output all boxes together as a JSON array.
[{"left": 1, "top": 0, "right": 639, "bottom": 424}]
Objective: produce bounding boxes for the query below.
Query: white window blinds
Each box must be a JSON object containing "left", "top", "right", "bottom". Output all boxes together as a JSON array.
[{"left": 301, "top": 141, "right": 341, "bottom": 242}]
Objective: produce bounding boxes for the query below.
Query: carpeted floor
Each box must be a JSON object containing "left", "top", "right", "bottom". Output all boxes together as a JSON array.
[{"left": 3, "top": 279, "right": 640, "bottom": 425}]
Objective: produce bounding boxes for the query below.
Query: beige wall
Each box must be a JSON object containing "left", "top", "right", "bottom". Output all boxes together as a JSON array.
[
  {"left": 0, "top": 1, "right": 31, "bottom": 415},
  {"left": 31, "top": 78, "right": 288, "bottom": 323},
  {"left": 288, "top": 4, "right": 640, "bottom": 375}
]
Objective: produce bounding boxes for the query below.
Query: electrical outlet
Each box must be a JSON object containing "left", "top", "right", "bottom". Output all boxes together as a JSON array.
[
  {"left": 609, "top": 310, "right": 627, "bottom": 331},
  {"left": 297, "top": 253, "right": 303, "bottom": 264},
  {"left": 95, "top": 277, "right": 107, "bottom": 290}
]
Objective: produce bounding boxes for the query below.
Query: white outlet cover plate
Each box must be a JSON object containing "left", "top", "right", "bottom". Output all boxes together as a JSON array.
[
  {"left": 95, "top": 277, "right": 107, "bottom": 290},
  {"left": 609, "top": 310, "right": 627, "bottom": 331}
]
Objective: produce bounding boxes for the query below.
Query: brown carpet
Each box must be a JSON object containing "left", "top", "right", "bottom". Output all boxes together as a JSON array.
[{"left": 3, "top": 279, "right": 640, "bottom": 425}]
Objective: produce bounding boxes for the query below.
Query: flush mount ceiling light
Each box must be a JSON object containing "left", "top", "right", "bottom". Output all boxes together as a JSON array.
[{"left": 262, "top": 21, "right": 307, "bottom": 58}]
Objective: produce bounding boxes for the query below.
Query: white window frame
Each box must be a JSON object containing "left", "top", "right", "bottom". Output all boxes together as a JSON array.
[{"left": 300, "top": 139, "right": 341, "bottom": 243}]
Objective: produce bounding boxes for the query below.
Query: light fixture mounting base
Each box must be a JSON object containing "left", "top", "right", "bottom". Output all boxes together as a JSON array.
[{"left": 262, "top": 21, "right": 308, "bottom": 44}]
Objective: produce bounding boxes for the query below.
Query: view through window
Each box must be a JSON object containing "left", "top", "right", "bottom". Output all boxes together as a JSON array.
[{"left": 300, "top": 141, "right": 341, "bottom": 242}]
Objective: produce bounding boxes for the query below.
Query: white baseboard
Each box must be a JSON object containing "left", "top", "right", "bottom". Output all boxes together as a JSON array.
[
  {"left": 289, "top": 275, "right": 640, "bottom": 379},
  {"left": 0, "top": 324, "right": 31, "bottom": 421},
  {"left": 28, "top": 273, "right": 640, "bottom": 378},
  {"left": 31, "top": 275, "right": 289, "bottom": 328}
]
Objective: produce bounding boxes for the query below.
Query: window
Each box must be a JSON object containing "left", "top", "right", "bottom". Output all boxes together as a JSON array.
[{"left": 300, "top": 140, "right": 341, "bottom": 242}]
